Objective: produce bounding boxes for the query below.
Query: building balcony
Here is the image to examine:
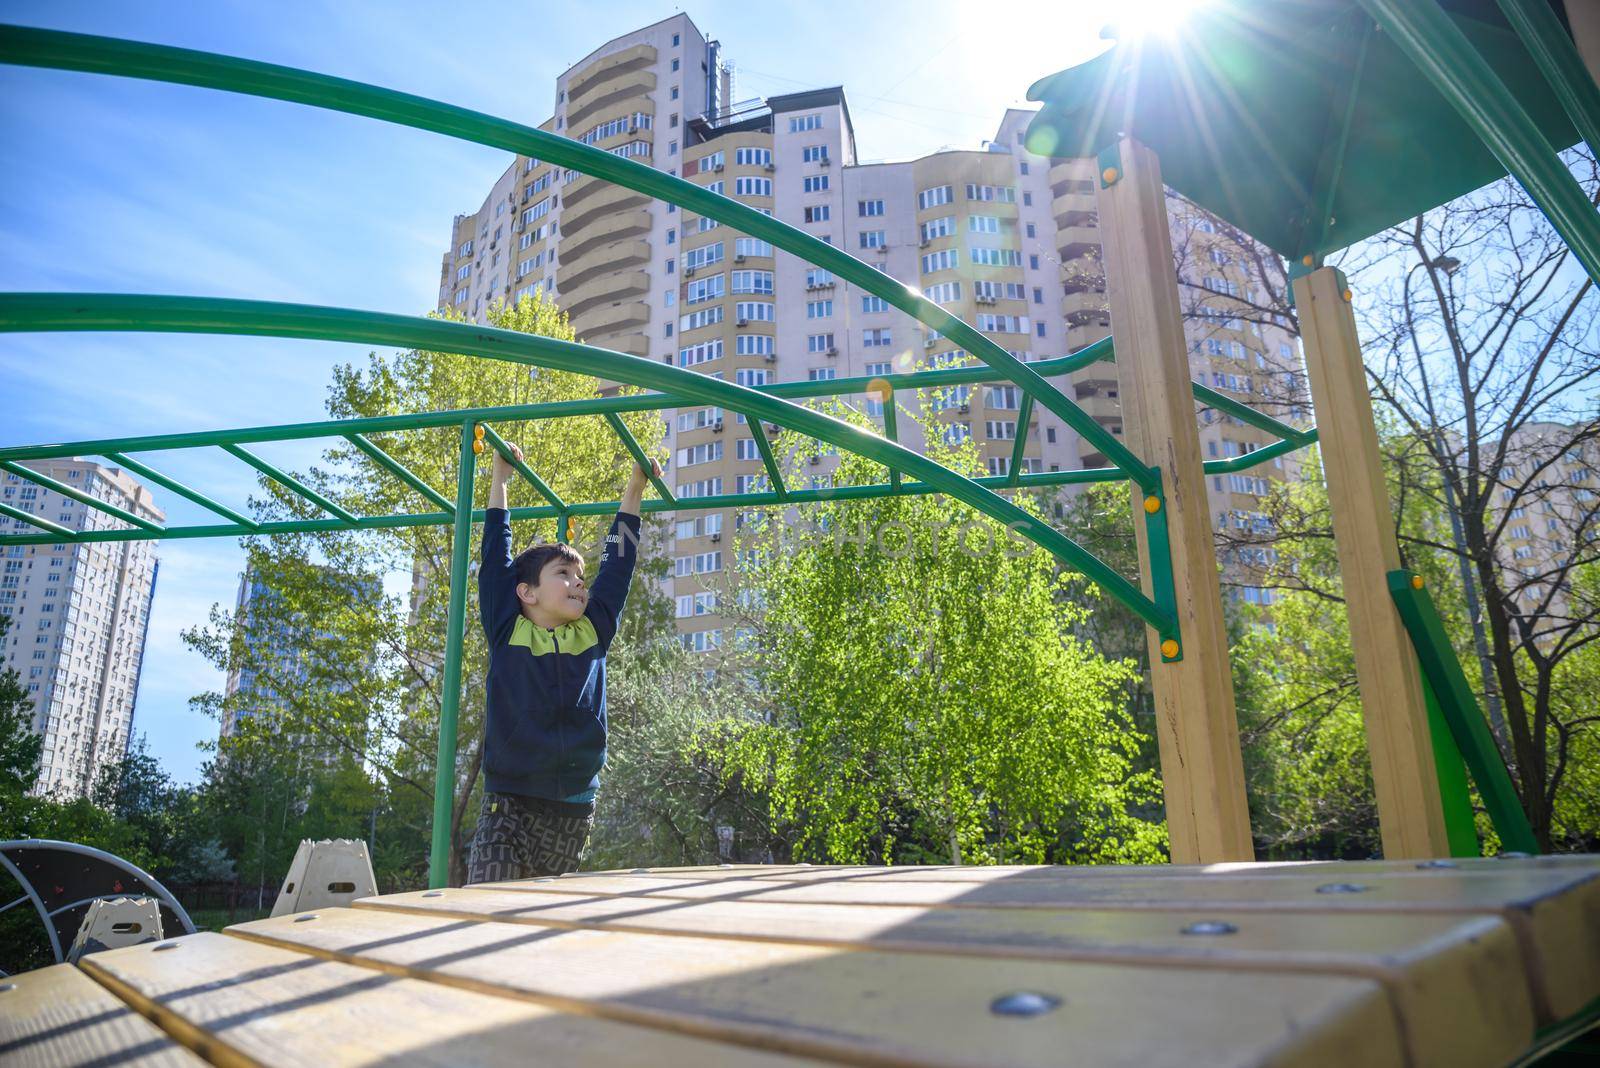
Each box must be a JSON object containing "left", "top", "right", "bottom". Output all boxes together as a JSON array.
[
  {"left": 1061, "top": 290, "right": 1110, "bottom": 325},
  {"left": 572, "top": 299, "right": 650, "bottom": 338},
  {"left": 558, "top": 238, "right": 650, "bottom": 290},
  {"left": 1052, "top": 194, "right": 1097, "bottom": 229},
  {"left": 559, "top": 209, "right": 651, "bottom": 261},
  {"left": 563, "top": 270, "right": 650, "bottom": 319},
  {"left": 562, "top": 181, "right": 651, "bottom": 232},
  {"left": 1048, "top": 159, "right": 1096, "bottom": 194},
  {"left": 1066, "top": 322, "right": 1113, "bottom": 351},
  {"left": 1057, "top": 225, "right": 1101, "bottom": 262},
  {"left": 566, "top": 44, "right": 656, "bottom": 121}
]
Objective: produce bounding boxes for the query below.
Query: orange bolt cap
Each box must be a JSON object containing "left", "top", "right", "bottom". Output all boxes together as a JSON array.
[
  {"left": 1143, "top": 495, "right": 1161, "bottom": 514},
  {"left": 1342, "top": 288, "right": 1354, "bottom": 302},
  {"left": 1411, "top": 575, "right": 1425, "bottom": 590},
  {"left": 473, "top": 424, "right": 485, "bottom": 438},
  {"left": 1101, "top": 166, "right": 1119, "bottom": 184},
  {"left": 1160, "top": 639, "right": 1180, "bottom": 659},
  {"left": 1301, "top": 254, "right": 1314, "bottom": 267},
  {"left": 471, "top": 439, "right": 484, "bottom": 455}
]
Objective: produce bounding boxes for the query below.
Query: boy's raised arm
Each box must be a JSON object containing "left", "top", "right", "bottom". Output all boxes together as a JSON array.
[
  {"left": 586, "top": 459, "right": 659, "bottom": 650},
  {"left": 479, "top": 443, "right": 522, "bottom": 642}
]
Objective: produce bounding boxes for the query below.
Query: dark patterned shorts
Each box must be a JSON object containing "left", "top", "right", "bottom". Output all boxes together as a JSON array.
[{"left": 467, "top": 791, "right": 595, "bottom": 884}]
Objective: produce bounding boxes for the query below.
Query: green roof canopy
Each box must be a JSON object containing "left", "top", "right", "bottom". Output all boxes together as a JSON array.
[{"left": 1024, "top": 0, "right": 1588, "bottom": 263}]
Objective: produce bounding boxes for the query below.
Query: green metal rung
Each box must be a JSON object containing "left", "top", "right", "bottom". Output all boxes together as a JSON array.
[
  {"left": 220, "top": 443, "right": 361, "bottom": 526},
  {"left": 881, "top": 392, "right": 902, "bottom": 491},
  {"left": 476, "top": 422, "right": 565, "bottom": 513},
  {"left": 747, "top": 416, "right": 789, "bottom": 501},
  {"left": 1388, "top": 569, "right": 1539, "bottom": 854},
  {"left": 0, "top": 459, "right": 162, "bottom": 531},
  {"left": 0, "top": 501, "right": 73, "bottom": 537},
  {"left": 1191, "top": 381, "right": 1315, "bottom": 447},
  {"left": 1203, "top": 434, "right": 1315, "bottom": 476},
  {"left": 1006, "top": 393, "right": 1035, "bottom": 488},
  {"left": 345, "top": 434, "right": 455, "bottom": 514},
  {"left": 103, "top": 451, "right": 259, "bottom": 529},
  {"left": 600, "top": 412, "right": 674, "bottom": 505}
]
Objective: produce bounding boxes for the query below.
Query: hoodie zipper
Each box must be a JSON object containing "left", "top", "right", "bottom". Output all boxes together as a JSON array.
[{"left": 550, "top": 625, "right": 563, "bottom": 795}]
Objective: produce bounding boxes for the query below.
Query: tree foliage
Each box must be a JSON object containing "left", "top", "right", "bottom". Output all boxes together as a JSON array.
[{"left": 708, "top": 403, "right": 1165, "bottom": 865}]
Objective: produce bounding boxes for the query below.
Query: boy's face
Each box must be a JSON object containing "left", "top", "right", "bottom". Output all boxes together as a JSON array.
[{"left": 517, "top": 556, "right": 588, "bottom": 624}]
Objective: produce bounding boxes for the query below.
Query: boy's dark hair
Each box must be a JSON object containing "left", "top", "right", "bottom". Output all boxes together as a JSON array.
[{"left": 512, "top": 541, "right": 584, "bottom": 589}]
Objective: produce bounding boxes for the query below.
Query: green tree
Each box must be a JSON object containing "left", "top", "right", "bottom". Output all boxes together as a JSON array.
[{"left": 710, "top": 402, "right": 1164, "bottom": 866}]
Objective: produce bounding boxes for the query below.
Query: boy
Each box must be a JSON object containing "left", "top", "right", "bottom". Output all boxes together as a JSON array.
[{"left": 467, "top": 443, "right": 659, "bottom": 883}]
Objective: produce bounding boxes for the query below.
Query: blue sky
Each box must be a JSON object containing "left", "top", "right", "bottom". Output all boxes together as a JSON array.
[{"left": 0, "top": 1, "right": 1115, "bottom": 783}]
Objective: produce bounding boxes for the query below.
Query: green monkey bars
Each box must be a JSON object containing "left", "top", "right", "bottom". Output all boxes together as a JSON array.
[{"left": 0, "top": 25, "right": 1331, "bottom": 886}]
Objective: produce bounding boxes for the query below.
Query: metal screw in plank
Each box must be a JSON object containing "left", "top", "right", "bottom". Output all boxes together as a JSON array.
[
  {"left": 422, "top": 891, "right": 444, "bottom": 898},
  {"left": 294, "top": 914, "right": 318, "bottom": 922},
  {"left": 153, "top": 942, "right": 181, "bottom": 951},
  {"left": 1497, "top": 851, "right": 1532, "bottom": 859},
  {"left": 1181, "top": 921, "right": 1238, "bottom": 935},
  {"left": 1315, "top": 883, "right": 1370, "bottom": 894},
  {"left": 990, "top": 992, "right": 1062, "bottom": 1017},
  {"left": 1416, "top": 859, "right": 1459, "bottom": 869}
]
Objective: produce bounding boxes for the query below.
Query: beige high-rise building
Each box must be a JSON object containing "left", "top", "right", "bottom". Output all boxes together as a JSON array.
[
  {"left": 1, "top": 460, "right": 162, "bottom": 798},
  {"left": 436, "top": 13, "right": 1307, "bottom": 647}
]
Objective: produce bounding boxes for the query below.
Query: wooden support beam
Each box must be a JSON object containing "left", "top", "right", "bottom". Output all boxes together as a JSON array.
[
  {"left": 1294, "top": 266, "right": 1451, "bottom": 859},
  {"left": 1096, "top": 137, "right": 1254, "bottom": 864}
]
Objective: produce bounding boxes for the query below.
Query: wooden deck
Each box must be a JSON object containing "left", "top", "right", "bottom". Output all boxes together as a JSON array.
[{"left": 4, "top": 855, "right": 1597, "bottom": 1067}]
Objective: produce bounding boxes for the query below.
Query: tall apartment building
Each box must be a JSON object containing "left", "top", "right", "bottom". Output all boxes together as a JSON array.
[
  {"left": 1, "top": 460, "right": 162, "bottom": 798},
  {"left": 436, "top": 13, "right": 1306, "bottom": 646}
]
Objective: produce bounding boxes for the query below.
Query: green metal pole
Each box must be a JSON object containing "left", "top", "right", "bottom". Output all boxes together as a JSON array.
[
  {"left": 102, "top": 451, "right": 259, "bottom": 529},
  {"left": 747, "top": 417, "right": 789, "bottom": 501},
  {"left": 429, "top": 420, "right": 478, "bottom": 888},
  {"left": 345, "top": 434, "right": 456, "bottom": 514},
  {"left": 0, "top": 501, "right": 73, "bottom": 537},
  {"left": 1357, "top": 0, "right": 1600, "bottom": 285},
  {"left": 221, "top": 443, "right": 361, "bottom": 525},
  {"left": 1006, "top": 393, "right": 1036, "bottom": 488},
  {"left": 601, "top": 412, "right": 674, "bottom": 504},
  {"left": 476, "top": 423, "right": 566, "bottom": 512},
  {"left": 1387, "top": 569, "right": 1539, "bottom": 854},
  {"left": 0, "top": 459, "right": 162, "bottom": 531},
  {"left": 1496, "top": 0, "right": 1600, "bottom": 157}
]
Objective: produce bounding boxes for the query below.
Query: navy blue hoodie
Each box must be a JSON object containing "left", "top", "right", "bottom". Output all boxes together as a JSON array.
[{"left": 479, "top": 508, "right": 641, "bottom": 801}]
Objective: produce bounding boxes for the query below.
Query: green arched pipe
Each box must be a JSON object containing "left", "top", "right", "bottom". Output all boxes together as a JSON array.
[{"left": 0, "top": 23, "right": 1157, "bottom": 490}]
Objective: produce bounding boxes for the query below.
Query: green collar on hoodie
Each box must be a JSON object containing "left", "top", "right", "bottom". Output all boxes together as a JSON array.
[{"left": 507, "top": 614, "right": 599, "bottom": 656}]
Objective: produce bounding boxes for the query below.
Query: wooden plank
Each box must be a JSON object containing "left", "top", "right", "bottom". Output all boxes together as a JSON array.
[
  {"left": 230, "top": 905, "right": 1406, "bottom": 1068},
  {"left": 78, "top": 932, "right": 821, "bottom": 1067},
  {"left": 1292, "top": 264, "right": 1451, "bottom": 859},
  {"left": 1097, "top": 135, "right": 1254, "bottom": 864},
  {"left": 583, "top": 855, "right": 1600, "bottom": 883},
  {"left": 360, "top": 887, "right": 1534, "bottom": 1068},
  {"left": 475, "top": 866, "right": 1600, "bottom": 1021},
  {"left": 0, "top": 961, "right": 202, "bottom": 1068}
]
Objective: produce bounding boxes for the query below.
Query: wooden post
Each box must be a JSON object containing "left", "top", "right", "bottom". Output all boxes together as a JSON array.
[
  {"left": 1097, "top": 137, "right": 1254, "bottom": 863},
  {"left": 1293, "top": 266, "right": 1451, "bottom": 858}
]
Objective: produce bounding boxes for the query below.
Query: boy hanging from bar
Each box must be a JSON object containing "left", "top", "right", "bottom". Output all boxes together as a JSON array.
[{"left": 466, "top": 442, "right": 659, "bottom": 883}]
